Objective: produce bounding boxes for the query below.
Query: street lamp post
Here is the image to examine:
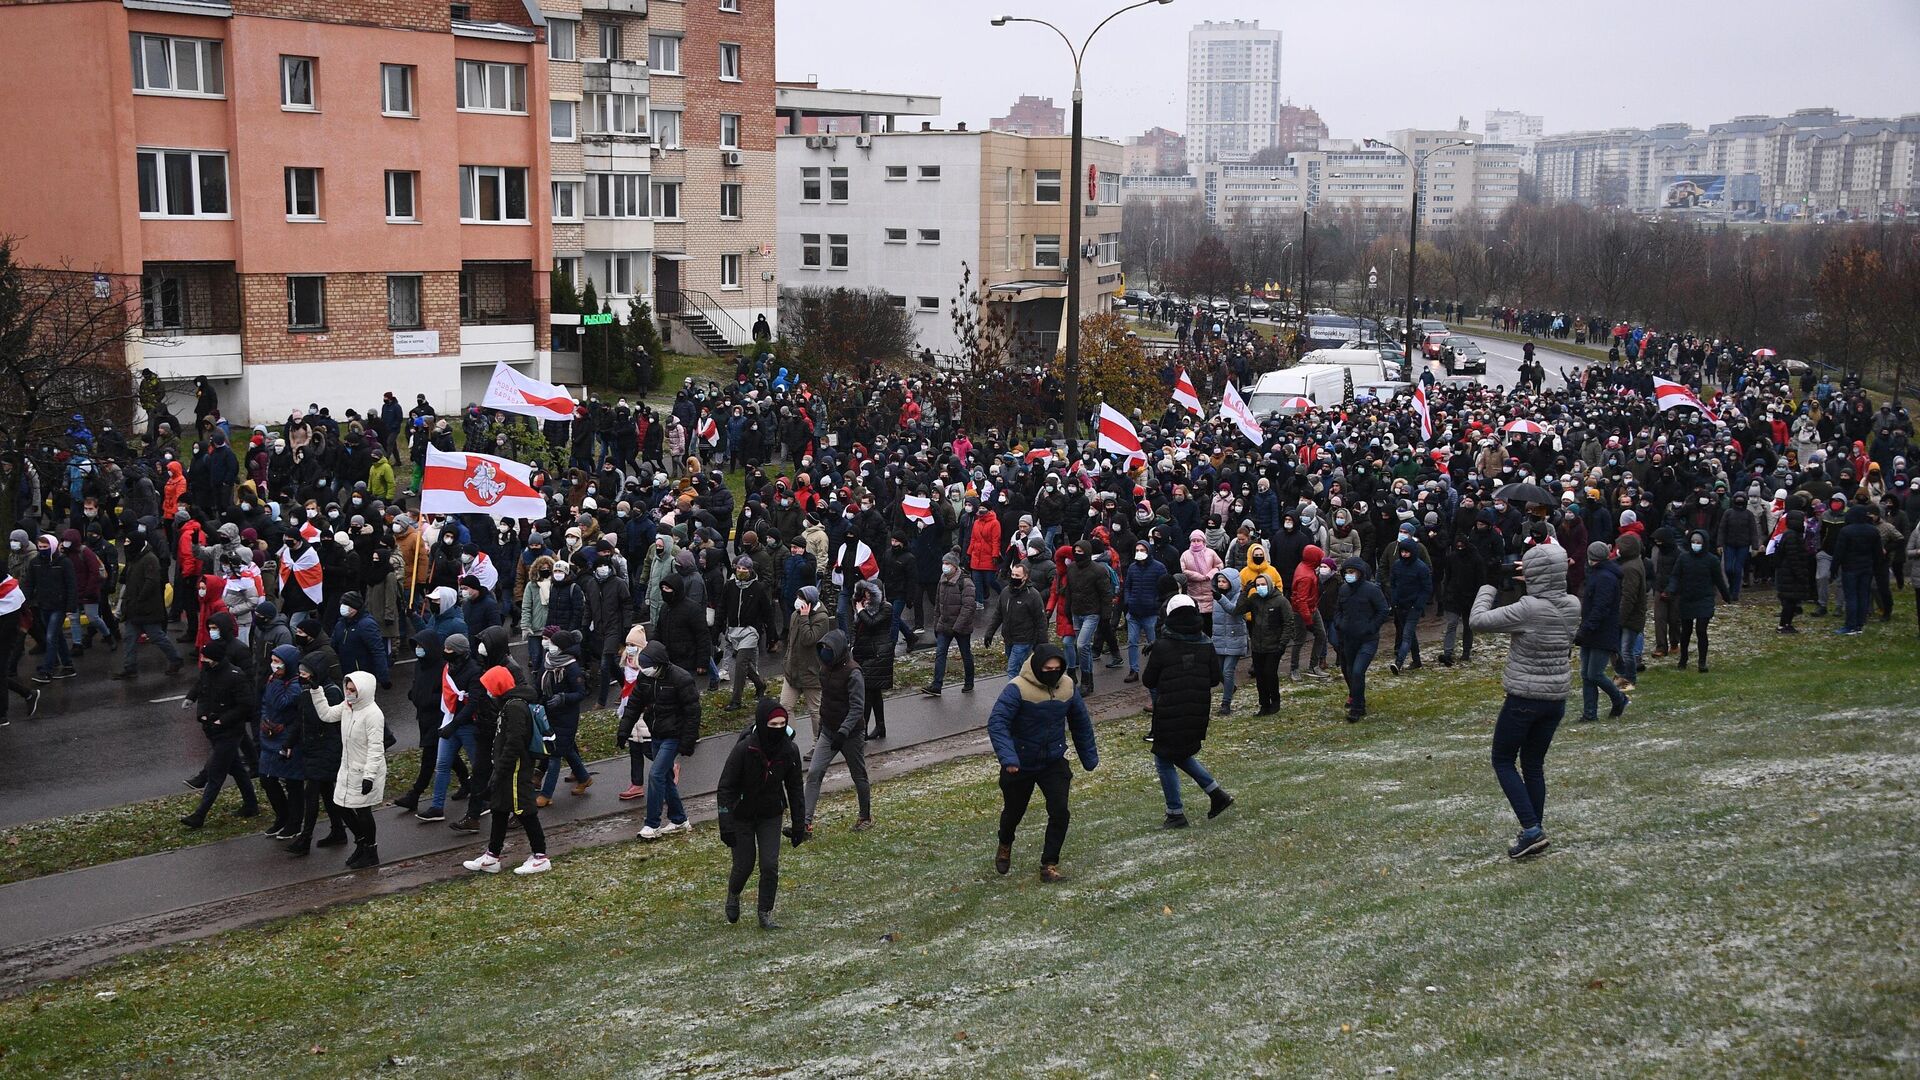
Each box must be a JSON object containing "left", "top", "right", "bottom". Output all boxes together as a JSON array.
[
  {"left": 1366, "top": 137, "right": 1473, "bottom": 370},
  {"left": 992, "top": 0, "right": 1174, "bottom": 446}
]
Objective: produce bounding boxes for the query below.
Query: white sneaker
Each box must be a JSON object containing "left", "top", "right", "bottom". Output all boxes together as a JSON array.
[
  {"left": 462, "top": 852, "right": 501, "bottom": 874},
  {"left": 637, "top": 825, "right": 663, "bottom": 841},
  {"left": 513, "top": 855, "right": 551, "bottom": 875},
  {"left": 660, "top": 820, "right": 692, "bottom": 836}
]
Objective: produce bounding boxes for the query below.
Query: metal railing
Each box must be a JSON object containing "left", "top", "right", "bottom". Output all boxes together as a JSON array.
[{"left": 676, "top": 287, "right": 751, "bottom": 345}]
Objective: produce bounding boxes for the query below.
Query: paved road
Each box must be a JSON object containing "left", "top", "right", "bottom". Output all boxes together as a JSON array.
[{"left": 1446, "top": 329, "right": 1587, "bottom": 392}]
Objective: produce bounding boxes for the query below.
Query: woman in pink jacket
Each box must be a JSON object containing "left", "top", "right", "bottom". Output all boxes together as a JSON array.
[{"left": 1180, "top": 530, "right": 1224, "bottom": 614}]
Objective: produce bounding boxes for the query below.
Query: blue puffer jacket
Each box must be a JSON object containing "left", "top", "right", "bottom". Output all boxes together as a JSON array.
[
  {"left": 1209, "top": 572, "right": 1249, "bottom": 657},
  {"left": 987, "top": 646, "right": 1099, "bottom": 772},
  {"left": 1577, "top": 558, "right": 1623, "bottom": 649},
  {"left": 1386, "top": 540, "right": 1432, "bottom": 615},
  {"left": 1329, "top": 559, "right": 1390, "bottom": 647},
  {"left": 257, "top": 645, "right": 305, "bottom": 780},
  {"left": 1122, "top": 555, "right": 1168, "bottom": 618}
]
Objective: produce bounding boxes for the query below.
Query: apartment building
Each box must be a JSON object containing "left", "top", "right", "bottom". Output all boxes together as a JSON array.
[
  {"left": 1122, "top": 127, "right": 1188, "bottom": 176},
  {"left": 1186, "top": 19, "right": 1283, "bottom": 169},
  {"left": 777, "top": 125, "right": 1124, "bottom": 364},
  {"left": 0, "top": 0, "right": 552, "bottom": 422},
  {"left": 1387, "top": 129, "right": 1523, "bottom": 225},
  {"left": 990, "top": 95, "right": 1065, "bottom": 138}
]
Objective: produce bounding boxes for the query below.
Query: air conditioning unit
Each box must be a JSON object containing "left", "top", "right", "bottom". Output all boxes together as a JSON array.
[
  {"left": 722, "top": 150, "right": 743, "bottom": 167},
  {"left": 853, "top": 134, "right": 873, "bottom": 149},
  {"left": 804, "top": 136, "right": 824, "bottom": 150},
  {"left": 822, "top": 135, "right": 840, "bottom": 149}
]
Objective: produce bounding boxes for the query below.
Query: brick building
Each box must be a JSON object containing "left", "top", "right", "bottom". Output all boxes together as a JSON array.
[
  {"left": 1123, "top": 127, "right": 1187, "bottom": 176},
  {"left": 0, "top": 0, "right": 553, "bottom": 422},
  {"left": 990, "top": 95, "right": 1065, "bottom": 138}
]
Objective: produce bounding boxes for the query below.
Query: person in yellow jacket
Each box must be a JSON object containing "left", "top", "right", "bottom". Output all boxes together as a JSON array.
[{"left": 1238, "top": 542, "right": 1284, "bottom": 595}]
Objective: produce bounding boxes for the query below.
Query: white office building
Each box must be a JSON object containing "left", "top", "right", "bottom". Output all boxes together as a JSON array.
[{"left": 1186, "top": 20, "right": 1283, "bottom": 169}]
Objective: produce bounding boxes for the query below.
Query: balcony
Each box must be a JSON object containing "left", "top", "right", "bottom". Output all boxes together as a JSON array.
[
  {"left": 138, "top": 261, "right": 243, "bottom": 378},
  {"left": 459, "top": 261, "right": 536, "bottom": 326},
  {"left": 582, "top": 0, "right": 645, "bottom": 12},
  {"left": 582, "top": 59, "right": 648, "bottom": 96}
]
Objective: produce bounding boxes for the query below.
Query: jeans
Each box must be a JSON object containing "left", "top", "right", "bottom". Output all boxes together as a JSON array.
[
  {"left": 1723, "top": 545, "right": 1750, "bottom": 599},
  {"left": 1338, "top": 639, "right": 1378, "bottom": 715},
  {"left": 430, "top": 726, "right": 479, "bottom": 810},
  {"left": 36, "top": 612, "right": 72, "bottom": 674},
  {"left": 726, "top": 815, "right": 784, "bottom": 913},
  {"left": 997, "top": 758, "right": 1072, "bottom": 866},
  {"left": 70, "top": 602, "right": 104, "bottom": 645},
  {"left": 1125, "top": 614, "right": 1158, "bottom": 673},
  {"left": 1579, "top": 646, "right": 1627, "bottom": 719},
  {"left": 1004, "top": 641, "right": 1032, "bottom": 681},
  {"left": 972, "top": 569, "right": 1000, "bottom": 606},
  {"left": 1616, "top": 630, "right": 1644, "bottom": 682},
  {"left": 539, "top": 726, "right": 591, "bottom": 798},
  {"left": 1490, "top": 694, "right": 1565, "bottom": 830},
  {"left": 1842, "top": 568, "right": 1874, "bottom": 632},
  {"left": 1441, "top": 611, "right": 1473, "bottom": 660},
  {"left": 1152, "top": 754, "right": 1217, "bottom": 815},
  {"left": 1071, "top": 615, "right": 1099, "bottom": 680},
  {"left": 119, "top": 620, "right": 181, "bottom": 672},
  {"left": 1392, "top": 608, "right": 1422, "bottom": 666},
  {"left": 645, "top": 738, "right": 686, "bottom": 828},
  {"left": 931, "top": 631, "right": 974, "bottom": 690},
  {"left": 1218, "top": 653, "right": 1242, "bottom": 708},
  {"left": 889, "top": 598, "right": 912, "bottom": 646},
  {"left": 803, "top": 728, "right": 870, "bottom": 825}
]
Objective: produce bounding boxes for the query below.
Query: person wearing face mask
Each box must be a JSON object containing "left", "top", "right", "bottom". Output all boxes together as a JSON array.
[
  {"left": 110, "top": 529, "right": 183, "bottom": 680},
  {"left": 924, "top": 554, "right": 979, "bottom": 695},
  {"left": 459, "top": 573, "right": 501, "bottom": 635},
  {"left": 584, "top": 554, "right": 635, "bottom": 709},
  {"left": 1385, "top": 537, "right": 1433, "bottom": 676},
  {"left": 1328, "top": 560, "right": 1389, "bottom": 723},
  {"left": 1121, "top": 543, "right": 1167, "bottom": 684},
  {"left": 306, "top": 669, "right": 388, "bottom": 870},
  {"left": 1060, "top": 543, "right": 1113, "bottom": 695},
  {"left": 1180, "top": 529, "right": 1224, "bottom": 615},
  {"left": 716, "top": 698, "right": 808, "bottom": 929},
  {"left": 965, "top": 503, "right": 1004, "bottom": 606},
  {"left": 415, "top": 633, "right": 481, "bottom": 822},
  {"left": 460, "top": 665, "right": 553, "bottom": 876},
  {"left": 1575, "top": 542, "right": 1630, "bottom": 723},
  {"left": 329, "top": 591, "right": 391, "bottom": 688},
  {"left": 986, "top": 644, "right": 1098, "bottom": 883},
  {"left": 1142, "top": 595, "right": 1234, "bottom": 829},
  {"left": 718, "top": 556, "right": 775, "bottom": 710},
  {"left": 24, "top": 535, "right": 76, "bottom": 683},
  {"left": 780, "top": 585, "right": 831, "bottom": 730},
  {"left": 626, "top": 640, "right": 699, "bottom": 841},
  {"left": 1438, "top": 536, "right": 1489, "bottom": 667},
  {"left": 1662, "top": 529, "right": 1732, "bottom": 672},
  {"left": 535, "top": 630, "right": 592, "bottom": 806},
  {"left": 285, "top": 643, "right": 349, "bottom": 854},
  {"left": 800, "top": 629, "right": 871, "bottom": 834},
  {"left": 1233, "top": 563, "right": 1295, "bottom": 716},
  {"left": 1288, "top": 543, "right": 1332, "bottom": 681},
  {"left": 256, "top": 644, "right": 308, "bottom": 839},
  {"left": 179, "top": 639, "right": 260, "bottom": 829}
]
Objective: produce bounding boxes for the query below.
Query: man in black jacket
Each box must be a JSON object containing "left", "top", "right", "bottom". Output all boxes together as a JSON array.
[
  {"left": 25, "top": 535, "right": 76, "bottom": 682},
  {"left": 111, "top": 530, "right": 182, "bottom": 679},
  {"left": 625, "top": 640, "right": 699, "bottom": 840},
  {"left": 983, "top": 560, "right": 1048, "bottom": 678},
  {"left": 179, "top": 640, "right": 259, "bottom": 828},
  {"left": 654, "top": 572, "right": 711, "bottom": 677},
  {"left": 1141, "top": 596, "right": 1233, "bottom": 828},
  {"left": 716, "top": 698, "right": 807, "bottom": 929},
  {"left": 717, "top": 556, "right": 774, "bottom": 710},
  {"left": 460, "top": 665, "right": 552, "bottom": 876},
  {"left": 801, "top": 629, "right": 870, "bottom": 834},
  {"left": 419, "top": 632, "right": 483, "bottom": 822}
]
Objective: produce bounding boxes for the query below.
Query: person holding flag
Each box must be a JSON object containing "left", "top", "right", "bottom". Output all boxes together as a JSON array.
[
  {"left": 0, "top": 572, "right": 41, "bottom": 725},
  {"left": 1170, "top": 367, "right": 1203, "bottom": 417}
]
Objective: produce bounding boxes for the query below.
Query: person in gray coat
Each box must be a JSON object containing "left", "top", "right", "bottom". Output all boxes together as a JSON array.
[
  {"left": 1470, "top": 540, "right": 1581, "bottom": 860},
  {"left": 1209, "top": 571, "right": 1249, "bottom": 715},
  {"left": 801, "top": 629, "right": 869, "bottom": 833}
]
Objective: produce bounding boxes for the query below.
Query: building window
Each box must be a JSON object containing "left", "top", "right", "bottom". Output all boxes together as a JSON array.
[
  {"left": 381, "top": 64, "right": 415, "bottom": 116},
  {"left": 885, "top": 165, "right": 908, "bottom": 181},
  {"left": 718, "top": 43, "right": 741, "bottom": 81},
  {"left": 800, "top": 233, "right": 820, "bottom": 268},
  {"left": 142, "top": 273, "right": 184, "bottom": 331},
  {"left": 720, "top": 253, "right": 741, "bottom": 289},
  {"left": 1033, "top": 234, "right": 1061, "bottom": 268},
  {"left": 719, "top": 182, "right": 742, "bottom": 219},
  {"left": 136, "top": 149, "right": 229, "bottom": 218},
  {"left": 649, "top": 180, "right": 681, "bottom": 219},
  {"left": 884, "top": 228, "right": 906, "bottom": 243},
  {"left": 720, "top": 113, "right": 741, "bottom": 149},
  {"left": 887, "top": 294, "right": 906, "bottom": 309},
  {"left": 281, "top": 56, "right": 316, "bottom": 109},
  {"left": 1099, "top": 171, "right": 1120, "bottom": 205},
  {"left": 284, "top": 167, "right": 320, "bottom": 219},
  {"left": 828, "top": 167, "right": 849, "bottom": 202},
  {"left": 385, "top": 170, "right": 418, "bottom": 221},
  {"left": 287, "top": 276, "right": 326, "bottom": 330},
  {"left": 720, "top": 0, "right": 740, "bottom": 10},
  {"left": 455, "top": 60, "right": 526, "bottom": 113},
  {"left": 588, "top": 172, "right": 645, "bottom": 218},
  {"left": 828, "top": 234, "right": 848, "bottom": 269},
  {"left": 1097, "top": 231, "right": 1119, "bottom": 265},
  {"left": 592, "top": 21, "right": 622, "bottom": 60},
  {"left": 586, "top": 93, "right": 643, "bottom": 136},
  {"left": 919, "top": 165, "right": 941, "bottom": 180},
  {"left": 649, "top": 109, "right": 681, "bottom": 148},
  {"left": 918, "top": 229, "right": 940, "bottom": 244},
  {"left": 130, "top": 34, "right": 223, "bottom": 97},
  {"left": 551, "top": 100, "right": 576, "bottom": 141},
  {"left": 799, "top": 167, "right": 821, "bottom": 202},
  {"left": 648, "top": 34, "right": 680, "bottom": 75},
  {"left": 590, "top": 251, "right": 641, "bottom": 296},
  {"left": 917, "top": 296, "right": 940, "bottom": 312},
  {"left": 552, "top": 180, "right": 582, "bottom": 222},
  {"left": 387, "top": 275, "right": 423, "bottom": 329},
  {"left": 1034, "top": 168, "right": 1062, "bottom": 204},
  {"left": 548, "top": 17, "right": 577, "bottom": 61},
  {"left": 459, "top": 165, "right": 529, "bottom": 223}
]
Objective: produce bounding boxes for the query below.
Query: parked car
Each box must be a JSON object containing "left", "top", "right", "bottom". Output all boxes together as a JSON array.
[{"left": 1123, "top": 289, "right": 1154, "bottom": 308}]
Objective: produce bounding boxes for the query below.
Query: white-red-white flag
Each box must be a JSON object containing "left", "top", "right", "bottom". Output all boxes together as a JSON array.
[
  {"left": 1024, "top": 446, "right": 1056, "bottom": 465},
  {"left": 1171, "top": 366, "right": 1202, "bottom": 416},
  {"left": 830, "top": 540, "right": 878, "bottom": 587},
  {"left": 0, "top": 574, "right": 21, "bottom": 617},
  {"left": 902, "top": 494, "right": 934, "bottom": 527},
  {"left": 421, "top": 448, "right": 545, "bottom": 519},
  {"left": 1652, "top": 376, "right": 1719, "bottom": 422},
  {"left": 697, "top": 414, "right": 720, "bottom": 445},
  {"left": 1096, "top": 404, "right": 1142, "bottom": 463},
  {"left": 1218, "top": 383, "right": 1263, "bottom": 443},
  {"left": 1411, "top": 384, "right": 1433, "bottom": 442},
  {"left": 277, "top": 542, "right": 324, "bottom": 603},
  {"left": 1764, "top": 493, "right": 1789, "bottom": 555},
  {"left": 481, "top": 361, "right": 577, "bottom": 421}
]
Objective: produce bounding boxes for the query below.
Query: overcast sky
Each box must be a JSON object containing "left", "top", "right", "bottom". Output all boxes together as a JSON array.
[{"left": 777, "top": 0, "right": 1920, "bottom": 142}]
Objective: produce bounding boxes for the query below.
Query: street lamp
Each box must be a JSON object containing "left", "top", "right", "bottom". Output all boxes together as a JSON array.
[
  {"left": 1364, "top": 136, "right": 1474, "bottom": 369},
  {"left": 992, "top": 0, "right": 1174, "bottom": 446}
]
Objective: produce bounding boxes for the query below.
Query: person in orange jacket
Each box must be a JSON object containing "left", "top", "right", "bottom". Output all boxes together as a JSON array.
[
  {"left": 161, "top": 460, "right": 187, "bottom": 520},
  {"left": 965, "top": 502, "right": 1003, "bottom": 605},
  {"left": 1289, "top": 543, "right": 1331, "bottom": 680}
]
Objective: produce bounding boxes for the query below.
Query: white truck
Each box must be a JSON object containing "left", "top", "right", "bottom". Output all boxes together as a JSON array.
[{"left": 1244, "top": 364, "right": 1349, "bottom": 416}]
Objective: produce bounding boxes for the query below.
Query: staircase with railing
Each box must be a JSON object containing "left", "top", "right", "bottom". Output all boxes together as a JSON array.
[{"left": 673, "top": 287, "right": 749, "bottom": 359}]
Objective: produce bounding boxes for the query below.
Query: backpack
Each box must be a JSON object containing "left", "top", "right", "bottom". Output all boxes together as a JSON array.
[{"left": 526, "top": 700, "right": 554, "bottom": 757}]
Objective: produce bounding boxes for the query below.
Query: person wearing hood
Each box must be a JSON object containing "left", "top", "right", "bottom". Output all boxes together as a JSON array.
[
  {"left": 1386, "top": 537, "right": 1433, "bottom": 675},
  {"left": 306, "top": 669, "right": 388, "bottom": 869},
  {"left": 1613, "top": 531, "right": 1649, "bottom": 689},
  {"left": 1832, "top": 505, "right": 1885, "bottom": 635},
  {"left": 987, "top": 644, "right": 1098, "bottom": 882},
  {"left": 1288, "top": 542, "right": 1331, "bottom": 681},
  {"left": 585, "top": 551, "right": 635, "bottom": 708},
  {"left": 1142, "top": 595, "right": 1233, "bottom": 828},
  {"left": 1576, "top": 542, "right": 1629, "bottom": 723},
  {"left": 288, "top": 638, "right": 349, "bottom": 854},
  {"left": 257, "top": 644, "right": 307, "bottom": 838},
  {"left": 780, "top": 586, "right": 831, "bottom": 729},
  {"left": 1234, "top": 562, "right": 1295, "bottom": 716},
  {"left": 179, "top": 640, "right": 260, "bottom": 828},
  {"left": 418, "top": 632, "right": 482, "bottom": 823},
  {"left": 460, "top": 665, "right": 553, "bottom": 876},
  {"left": 716, "top": 698, "right": 808, "bottom": 929},
  {"left": 850, "top": 580, "right": 895, "bottom": 740},
  {"left": 1209, "top": 571, "right": 1249, "bottom": 714},
  {"left": 645, "top": 532, "right": 679, "bottom": 627},
  {"left": 331, "top": 590, "right": 391, "bottom": 686},
  {"left": 718, "top": 555, "right": 775, "bottom": 710},
  {"left": 801, "top": 628, "right": 871, "bottom": 833},
  {"left": 394, "top": 627, "right": 467, "bottom": 812},
  {"left": 626, "top": 639, "right": 699, "bottom": 840},
  {"left": 24, "top": 534, "right": 76, "bottom": 683},
  {"left": 924, "top": 553, "right": 978, "bottom": 696},
  {"left": 1438, "top": 533, "right": 1487, "bottom": 668},
  {"left": 654, "top": 571, "right": 710, "bottom": 680},
  {"left": 111, "top": 528, "right": 182, "bottom": 679},
  {"left": 1328, "top": 559, "right": 1389, "bottom": 723},
  {"left": 1180, "top": 529, "right": 1224, "bottom": 615},
  {"left": 1471, "top": 541, "right": 1582, "bottom": 859},
  {"left": 536, "top": 630, "right": 592, "bottom": 805},
  {"left": 1237, "top": 542, "right": 1283, "bottom": 596},
  {"left": 424, "top": 585, "right": 468, "bottom": 640},
  {"left": 1664, "top": 529, "right": 1732, "bottom": 670}
]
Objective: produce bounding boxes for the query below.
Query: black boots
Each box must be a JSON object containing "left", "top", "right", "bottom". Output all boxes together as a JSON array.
[
  {"left": 345, "top": 843, "right": 380, "bottom": 870},
  {"left": 1207, "top": 788, "right": 1235, "bottom": 819},
  {"left": 725, "top": 893, "right": 741, "bottom": 924},
  {"left": 315, "top": 828, "right": 348, "bottom": 848}
]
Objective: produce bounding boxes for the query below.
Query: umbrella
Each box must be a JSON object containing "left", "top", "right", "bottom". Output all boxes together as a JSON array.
[
  {"left": 1278, "top": 396, "right": 1314, "bottom": 411},
  {"left": 1502, "top": 419, "right": 1547, "bottom": 435},
  {"left": 1753, "top": 347, "right": 1777, "bottom": 358},
  {"left": 1494, "top": 481, "right": 1553, "bottom": 506}
]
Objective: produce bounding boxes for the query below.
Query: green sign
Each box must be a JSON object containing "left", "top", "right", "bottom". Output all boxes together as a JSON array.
[{"left": 581, "top": 313, "right": 614, "bottom": 326}]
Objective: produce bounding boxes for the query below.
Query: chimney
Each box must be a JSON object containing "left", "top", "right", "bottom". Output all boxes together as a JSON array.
[
  {"left": 956, "top": 122, "right": 968, "bottom": 132},
  {"left": 921, "top": 122, "right": 933, "bottom": 132}
]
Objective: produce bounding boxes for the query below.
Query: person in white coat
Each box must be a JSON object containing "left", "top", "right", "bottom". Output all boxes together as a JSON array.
[{"left": 310, "top": 670, "right": 388, "bottom": 870}]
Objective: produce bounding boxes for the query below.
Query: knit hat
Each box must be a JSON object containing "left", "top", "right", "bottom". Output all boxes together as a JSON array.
[
  {"left": 479, "top": 666, "right": 516, "bottom": 697},
  {"left": 1619, "top": 509, "right": 1638, "bottom": 526},
  {"left": 1587, "top": 541, "right": 1611, "bottom": 563}
]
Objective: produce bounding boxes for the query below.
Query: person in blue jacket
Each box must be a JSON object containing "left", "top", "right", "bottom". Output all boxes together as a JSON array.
[
  {"left": 536, "top": 629, "right": 592, "bottom": 804},
  {"left": 1386, "top": 536, "right": 1432, "bottom": 674},
  {"left": 1576, "top": 541, "right": 1629, "bottom": 722},
  {"left": 1329, "top": 558, "right": 1389, "bottom": 723},
  {"left": 331, "top": 590, "right": 391, "bottom": 686},
  {"left": 460, "top": 573, "right": 501, "bottom": 634},
  {"left": 1121, "top": 540, "right": 1168, "bottom": 682},
  {"left": 986, "top": 643, "right": 1098, "bottom": 883}
]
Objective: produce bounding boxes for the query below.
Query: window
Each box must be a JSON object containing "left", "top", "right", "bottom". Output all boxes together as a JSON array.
[
  {"left": 917, "top": 228, "right": 940, "bottom": 244},
  {"left": 592, "top": 21, "right": 622, "bottom": 60},
  {"left": 718, "top": 43, "right": 741, "bottom": 81},
  {"left": 137, "top": 149, "right": 229, "bottom": 217},
  {"left": 381, "top": 64, "right": 415, "bottom": 115},
  {"left": 828, "top": 234, "right": 848, "bottom": 268},
  {"left": 455, "top": 60, "right": 526, "bottom": 113},
  {"left": 649, "top": 180, "right": 681, "bottom": 219},
  {"left": 287, "top": 276, "right": 326, "bottom": 330},
  {"left": 885, "top": 165, "right": 908, "bottom": 181},
  {"left": 551, "top": 180, "right": 582, "bottom": 221},
  {"left": 284, "top": 167, "right": 320, "bottom": 219},
  {"left": 887, "top": 294, "right": 907, "bottom": 309},
  {"left": 828, "top": 167, "right": 849, "bottom": 202},
  {"left": 130, "top": 34, "right": 223, "bottom": 97},
  {"left": 800, "top": 167, "right": 821, "bottom": 202},
  {"left": 385, "top": 170, "right": 418, "bottom": 221},
  {"left": 720, "top": 253, "right": 741, "bottom": 289},
  {"left": 884, "top": 227, "right": 906, "bottom": 243},
  {"left": 917, "top": 296, "right": 940, "bottom": 312},
  {"left": 919, "top": 165, "right": 941, "bottom": 180},
  {"left": 649, "top": 109, "right": 681, "bottom": 148},
  {"left": 387, "top": 275, "right": 422, "bottom": 329},
  {"left": 588, "top": 172, "right": 645, "bottom": 218},
  {"left": 720, "top": 0, "right": 740, "bottom": 10},
  {"left": 540, "top": 101, "right": 571, "bottom": 141},
  {"left": 459, "top": 165, "right": 529, "bottom": 223},
  {"left": 648, "top": 34, "right": 680, "bottom": 75},
  {"left": 585, "top": 93, "right": 642, "bottom": 135},
  {"left": 719, "top": 113, "right": 741, "bottom": 149},
  {"left": 1099, "top": 171, "right": 1120, "bottom": 205},
  {"left": 281, "top": 56, "right": 315, "bottom": 109},
  {"left": 1033, "top": 234, "right": 1061, "bottom": 268},
  {"left": 719, "top": 182, "right": 742, "bottom": 219},
  {"left": 1034, "top": 168, "right": 1062, "bottom": 204},
  {"left": 553, "top": 257, "right": 581, "bottom": 291},
  {"left": 800, "top": 233, "right": 820, "bottom": 268},
  {"left": 143, "top": 273, "right": 183, "bottom": 331},
  {"left": 1097, "top": 231, "right": 1119, "bottom": 265},
  {"left": 548, "top": 17, "right": 577, "bottom": 61},
  {"left": 590, "top": 251, "right": 641, "bottom": 296}
]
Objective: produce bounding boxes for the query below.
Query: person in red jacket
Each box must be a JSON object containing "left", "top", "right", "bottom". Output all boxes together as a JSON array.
[
  {"left": 174, "top": 513, "right": 206, "bottom": 643},
  {"left": 1289, "top": 543, "right": 1330, "bottom": 680},
  {"left": 195, "top": 573, "right": 231, "bottom": 653},
  {"left": 966, "top": 503, "right": 1003, "bottom": 606}
]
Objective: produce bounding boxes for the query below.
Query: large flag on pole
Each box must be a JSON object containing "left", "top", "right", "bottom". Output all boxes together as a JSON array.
[
  {"left": 481, "top": 361, "right": 577, "bottom": 421},
  {"left": 1096, "top": 404, "right": 1145, "bottom": 467},
  {"left": 1411, "top": 384, "right": 1433, "bottom": 442},
  {"left": 1218, "top": 383, "right": 1263, "bottom": 443},
  {"left": 422, "top": 448, "right": 546, "bottom": 519},
  {"left": 1652, "top": 376, "right": 1719, "bottom": 422},
  {"left": 1170, "top": 366, "right": 1203, "bottom": 416}
]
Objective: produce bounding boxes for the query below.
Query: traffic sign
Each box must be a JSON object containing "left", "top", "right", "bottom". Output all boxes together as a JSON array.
[{"left": 581, "top": 313, "right": 614, "bottom": 325}]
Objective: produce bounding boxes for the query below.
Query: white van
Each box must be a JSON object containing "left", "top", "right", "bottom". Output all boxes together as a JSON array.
[
  {"left": 1244, "top": 364, "right": 1349, "bottom": 416},
  {"left": 1298, "top": 347, "right": 1390, "bottom": 383}
]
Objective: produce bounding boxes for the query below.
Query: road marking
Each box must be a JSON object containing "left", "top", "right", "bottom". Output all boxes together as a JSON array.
[{"left": 150, "top": 694, "right": 186, "bottom": 703}]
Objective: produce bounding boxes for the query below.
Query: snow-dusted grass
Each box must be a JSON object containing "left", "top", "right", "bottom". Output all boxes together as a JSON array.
[{"left": 3, "top": 601, "right": 1916, "bottom": 1077}]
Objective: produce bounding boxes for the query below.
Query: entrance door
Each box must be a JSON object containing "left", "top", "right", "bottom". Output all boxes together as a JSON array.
[{"left": 654, "top": 257, "right": 680, "bottom": 314}]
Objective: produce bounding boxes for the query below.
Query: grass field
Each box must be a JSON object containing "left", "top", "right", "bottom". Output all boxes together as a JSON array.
[{"left": 1, "top": 600, "right": 1915, "bottom": 1077}]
